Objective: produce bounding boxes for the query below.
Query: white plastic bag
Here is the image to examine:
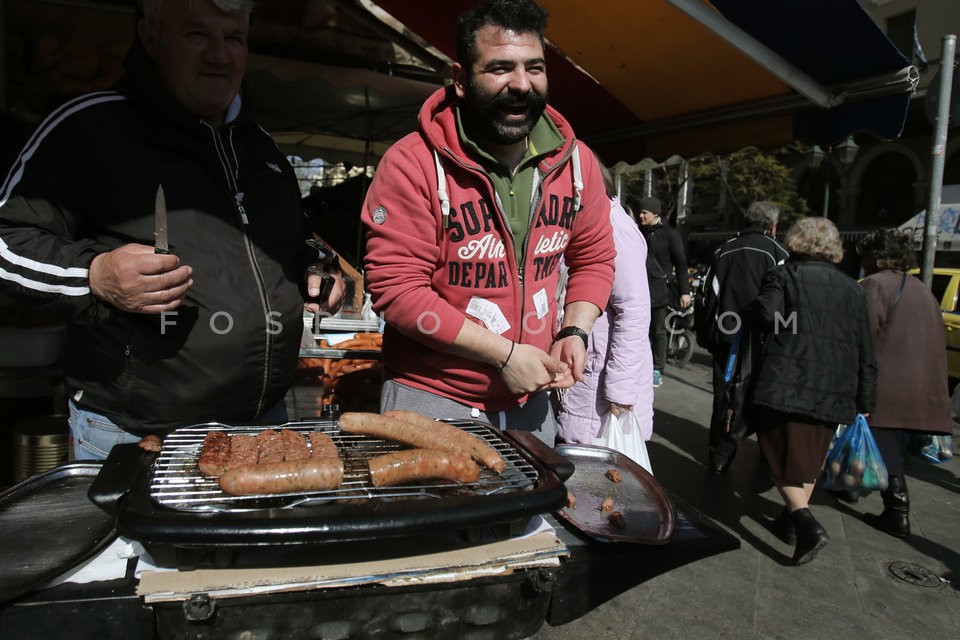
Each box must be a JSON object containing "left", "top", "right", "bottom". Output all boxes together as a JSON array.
[{"left": 593, "top": 410, "right": 653, "bottom": 474}]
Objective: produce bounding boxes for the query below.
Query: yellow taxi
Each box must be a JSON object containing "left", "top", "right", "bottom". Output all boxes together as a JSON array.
[{"left": 909, "top": 268, "right": 960, "bottom": 380}]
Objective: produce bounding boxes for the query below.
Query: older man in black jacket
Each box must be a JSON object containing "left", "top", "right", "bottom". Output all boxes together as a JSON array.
[
  {"left": 697, "top": 201, "right": 788, "bottom": 474},
  {"left": 635, "top": 196, "right": 690, "bottom": 388}
]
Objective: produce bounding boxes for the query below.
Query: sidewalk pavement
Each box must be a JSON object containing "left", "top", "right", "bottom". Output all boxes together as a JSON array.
[{"left": 534, "top": 348, "right": 960, "bottom": 640}]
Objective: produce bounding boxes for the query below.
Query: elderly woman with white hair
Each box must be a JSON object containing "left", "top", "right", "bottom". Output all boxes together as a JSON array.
[{"left": 745, "top": 217, "right": 877, "bottom": 565}]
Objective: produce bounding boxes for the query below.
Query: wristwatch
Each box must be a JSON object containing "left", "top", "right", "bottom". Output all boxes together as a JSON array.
[{"left": 554, "top": 325, "right": 589, "bottom": 349}]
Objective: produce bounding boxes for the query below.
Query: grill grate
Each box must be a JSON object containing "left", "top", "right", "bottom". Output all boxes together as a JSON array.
[{"left": 149, "top": 419, "right": 539, "bottom": 512}]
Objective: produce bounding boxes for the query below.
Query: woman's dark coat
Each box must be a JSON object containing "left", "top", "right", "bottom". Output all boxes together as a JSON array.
[
  {"left": 860, "top": 270, "right": 952, "bottom": 435},
  {"left": 747, "top": 258, "right": 877, "bottom": 425}
]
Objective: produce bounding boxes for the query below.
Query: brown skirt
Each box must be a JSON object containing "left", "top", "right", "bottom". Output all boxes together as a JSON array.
[{"left": 753, "top": 408, "right": 837, "bottom": 484}]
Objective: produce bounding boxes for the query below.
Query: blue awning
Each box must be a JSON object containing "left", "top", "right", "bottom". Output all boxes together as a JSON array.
[
  {"left": 371, "top": 0, "right": 919, "bottom": 162},
  {"left": 711, "top": 0, "right": 917, "bottom": 144}
]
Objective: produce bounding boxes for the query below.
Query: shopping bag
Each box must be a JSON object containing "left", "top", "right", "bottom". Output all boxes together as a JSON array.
[
  {"left": 722, "top": 329, "right": 761, "bottom": 442},
  {"left": 594, "top": 410, "right": 653, "bottom": 474},
  {"left": 905, "top": 432, "right": 954, "bottom": 464},
  {"left": 822, "top": 414, "right": 889, "bottom": 492}
]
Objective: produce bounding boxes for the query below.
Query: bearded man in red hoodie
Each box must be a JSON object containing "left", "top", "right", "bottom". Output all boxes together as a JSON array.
[{"left": 361, "top": 0, "right": 615, "bottom": 445}]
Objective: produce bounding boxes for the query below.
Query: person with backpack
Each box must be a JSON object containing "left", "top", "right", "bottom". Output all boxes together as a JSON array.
[{"left": 696, "top": 201, "right": 788, "bottom": 474}]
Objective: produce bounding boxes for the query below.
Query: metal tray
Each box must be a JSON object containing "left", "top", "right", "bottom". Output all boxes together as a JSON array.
[
  {"left": 0, "top": 462, "right": 116, "bottom": 603},
  {"left": 553, "top": 444, "right": 675, "bottom": 544}
]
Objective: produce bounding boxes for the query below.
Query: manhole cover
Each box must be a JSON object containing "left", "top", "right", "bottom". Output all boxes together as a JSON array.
[{"left": 887, "top": 562, "right": 943, "bottom": 588}]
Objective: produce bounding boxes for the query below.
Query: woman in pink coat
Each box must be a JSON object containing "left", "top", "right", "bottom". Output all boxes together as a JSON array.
[{"left": 558, "top": 163, "right": 653, "bottom": 447}]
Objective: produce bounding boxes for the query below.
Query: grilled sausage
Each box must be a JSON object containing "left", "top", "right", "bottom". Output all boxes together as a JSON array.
[
  {"left": 198, "top": 431, "right": 231, "bottom": 477},
  {"left": 256, "top": 429, "right": 285, "bottom": 464},
  {"left": 218, "top": 457, "right": 345, "bottom": 496},
  {"left": 309, "top": 431, "right": 338, "bottom": 458},
  {"left": 281, "top": 429, "right": 310, "bottom": 462},
  {"left": 367, "top": 448, "right": 480, "bottom": 487},
  {"left": 225, "top": 435, "right": 259, "bottom": 471},
  {"left": 340, "top": 411, "right": 506, "bottom": 473}
]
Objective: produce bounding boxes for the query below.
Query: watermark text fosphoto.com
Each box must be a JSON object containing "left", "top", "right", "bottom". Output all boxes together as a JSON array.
[{"left": 662, "top": 310, "right": 797, "bottom": 336}]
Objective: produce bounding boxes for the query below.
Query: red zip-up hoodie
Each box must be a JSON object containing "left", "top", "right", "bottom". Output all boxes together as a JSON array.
[{"left": 361, "top": 86, "right": 615, "bottom": 410}]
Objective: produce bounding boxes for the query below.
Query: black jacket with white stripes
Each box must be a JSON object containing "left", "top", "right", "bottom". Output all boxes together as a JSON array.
[
  {"left": 0, "top": 43, "right": 313, "bottom": 432},
  {"left": 696, "top": 226, "right": 789, "bottom": 356}
]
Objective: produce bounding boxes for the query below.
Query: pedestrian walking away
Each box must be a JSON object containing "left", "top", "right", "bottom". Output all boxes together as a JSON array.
[
  {"left": 745, "top": 217, "right": 876, "bottom": 565},
  {"left": 696, "top": 201, "right": 788, "bottom": 474},
  {"left": 854, "top": 228, "right": 953, "bottom": 538},
  {"left": 634, "top": 195, "right": 690, "bottom": 389}
]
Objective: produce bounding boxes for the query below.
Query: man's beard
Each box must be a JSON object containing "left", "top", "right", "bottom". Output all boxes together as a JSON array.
[{"left": 461, "top": 77, "right": 548, "bottom": 145}]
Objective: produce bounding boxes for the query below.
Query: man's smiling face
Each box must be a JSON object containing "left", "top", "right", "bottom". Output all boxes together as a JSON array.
[{"left": 455, "top": 24, "right": 548, "bottom": 145}]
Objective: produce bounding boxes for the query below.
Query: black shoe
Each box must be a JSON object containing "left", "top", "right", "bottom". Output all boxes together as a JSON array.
[
  {"left": 791, "top": 508, "right": 829, "bottom": 565},
  {"left": 826, "top": 488, "right": 860, "bottom": 504},
  {"left": 863, "top": 511, "right": 910, "bottom": 538},
  {"left": 770, "top": 507, "right": 796, "bottom": 545},
  {"left": 710, "top": 461, "right": 730, "bottom": 475}
]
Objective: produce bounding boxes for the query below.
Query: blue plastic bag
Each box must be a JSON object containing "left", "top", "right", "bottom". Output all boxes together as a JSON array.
[
  {"left": 906, "top": 433, "right": 954, "bottom": 464},
  {"left": 822, "top": 414, "right": 889, "bottom": 492}
]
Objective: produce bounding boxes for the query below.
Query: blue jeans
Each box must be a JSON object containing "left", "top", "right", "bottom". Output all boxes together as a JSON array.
[
  {"left": 69, "top": 401, "right": 141, "bottom": 461},
  {"left": 68, "top": 399, "right": 290, "bottom": 461}
]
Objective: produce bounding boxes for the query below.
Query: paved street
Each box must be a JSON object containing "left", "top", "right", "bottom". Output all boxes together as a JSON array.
[{"left": 534, "top": 347, "right": 960, "bottom": 640}]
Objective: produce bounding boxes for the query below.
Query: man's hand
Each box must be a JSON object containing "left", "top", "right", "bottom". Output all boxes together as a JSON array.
[
  {"left": 548, "top": 333, "right": 588, "bottom": 387},
  {"left": 304, "top": 268, "right": 346, "bottom": 316},
  {"left": 89, "top": 244, "right": 192, "bottom": 313},
  {"left": 499, "top": 342, "right": 570, "bottom": 394},
  {"left": 679, "top": 293, "right": 692, "bottom": 309}
]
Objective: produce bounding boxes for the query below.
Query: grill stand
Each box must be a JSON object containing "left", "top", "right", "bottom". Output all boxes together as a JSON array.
[{"left": 0, "top": 506, "right": 737, "bottom": 640}]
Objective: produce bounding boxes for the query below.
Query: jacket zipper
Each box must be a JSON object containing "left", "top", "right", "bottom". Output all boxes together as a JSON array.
[
  {"left": 440, "top": 143, "right": 573, "bottom": 345},
  {"left": 208, "top": 124, "right": 273, "bottom": 417}
]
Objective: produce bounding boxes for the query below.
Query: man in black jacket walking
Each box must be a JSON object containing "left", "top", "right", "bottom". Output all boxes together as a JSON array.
[
  {"left": 636, "top": 196, "right": 690, "bottom": 388},
  {"left": 697, "top": 201, "right": 788, "bottom": 473}
]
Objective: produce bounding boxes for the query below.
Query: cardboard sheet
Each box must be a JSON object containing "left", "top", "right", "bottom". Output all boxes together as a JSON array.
[{"left": 137, "top": 529, "right": 566, "bottom": 603}]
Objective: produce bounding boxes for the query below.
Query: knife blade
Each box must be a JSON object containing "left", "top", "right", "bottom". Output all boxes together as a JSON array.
[{"left": 154, "top": 185, "right": 169, "bottom": 255}]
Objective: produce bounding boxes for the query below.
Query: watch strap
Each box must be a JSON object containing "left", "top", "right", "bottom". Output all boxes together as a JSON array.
[{"left": 554, "top": 325, "right": 589, "bottom": 349}]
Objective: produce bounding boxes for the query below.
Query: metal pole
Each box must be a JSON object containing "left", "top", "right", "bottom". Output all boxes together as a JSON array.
[
  {"left": 0, "top": 0, "right": 6, "bottom": 111},
  {"left": 822, "top": 161, "right": 831, "bottom": 220},
  {"left": 921, "top": 35, "right": 956, "bottom": 287}
]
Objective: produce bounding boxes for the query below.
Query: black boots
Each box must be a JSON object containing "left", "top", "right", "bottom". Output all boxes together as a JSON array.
[
  {"left": 791, "top": 508, "right": 829, "bottom": 565},
  {"left": 863, "top": 475, "right": 910, "bottom": 538},
  {"left": 771, "top": 507, "right": 796, "bottom": 545}
]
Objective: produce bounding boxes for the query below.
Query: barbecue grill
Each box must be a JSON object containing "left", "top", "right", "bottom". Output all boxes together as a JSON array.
[
  {"left": 149, "top": 420, "right": 540, "bottom": 510},
  {"left": 88, "top": 419, "right": 573, "bottom": 569},
  {"left": 0, "top": 452, "right": 739, "bottom": 640}
]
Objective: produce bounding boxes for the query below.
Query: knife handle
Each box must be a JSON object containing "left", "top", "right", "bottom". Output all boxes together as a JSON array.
[
  {"left": 304, "top": 266, "right": 335, "bottom": 303},
  {"left": 155, "top": 247, "right": 170, "bottom": 255}
]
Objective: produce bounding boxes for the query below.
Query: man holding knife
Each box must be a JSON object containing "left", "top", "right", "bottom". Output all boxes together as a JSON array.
[{"left": 0, "top": 0, "right": 344, "bottom": 459}]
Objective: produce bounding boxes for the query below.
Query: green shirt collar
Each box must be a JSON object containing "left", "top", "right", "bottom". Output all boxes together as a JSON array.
[{"left": 455, "top": 107, "right": 564, "bottom": 169}]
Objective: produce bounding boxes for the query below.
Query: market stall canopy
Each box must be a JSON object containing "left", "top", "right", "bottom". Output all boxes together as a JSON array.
[
  {"left": 245, "top": 54, "right": 440, "bottom": 166},
  {"left": 368, "top": 0, "right": 918, "bottom": 164},
  {"left": 1, "top": 0, "right": 917, "bottom": 168}
]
